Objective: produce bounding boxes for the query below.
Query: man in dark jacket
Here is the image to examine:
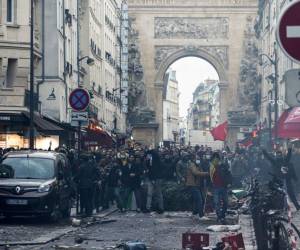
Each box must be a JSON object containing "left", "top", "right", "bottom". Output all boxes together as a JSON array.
[
  {"left": 123, "top": 154, "right": 142, "bottom": 211},
  {"left": 161, "top": 152, "right": 176, "bottom": 181},
  {"left": 263, "top": 147, "right": 300, "bottom": 210},
  {"left": 145, "top": 149, "right": 164, "bottom": 213},
  {"left": 77, "top": 154, "right": 98, "bottom": 216},
  {"left": 108, "top": 158, "right": 125, "bottom": 212}
]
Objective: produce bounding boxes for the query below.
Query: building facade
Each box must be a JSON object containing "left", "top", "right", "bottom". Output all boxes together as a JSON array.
[
  {"left": 79, "top": 0, "right": 127, "bottom": 135},
  {"left": 0, "top": 0, "right": 128, "bottom": 150},
  {"left": 162, "top": 69, "right": 179, "bottom": 145},
  {"left": 40, "top": 0, "right": 78, "bottom": 124},
  {"left": 0, "top": 0, "right": 64, "bottom": 149},
  {"left": 256, "top": 0, "right": 300, "bottom": 133},
  {"left": 187, "top": 79, "right": 220, "bottom": 131}
]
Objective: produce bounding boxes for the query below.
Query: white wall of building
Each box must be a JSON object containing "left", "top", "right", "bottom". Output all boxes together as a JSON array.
[
  {"left": 163, "top": 69, "right": 180, "bottom": 142},
  {"left": 258, "top": 0, "right": 300, "bottom": 126}
]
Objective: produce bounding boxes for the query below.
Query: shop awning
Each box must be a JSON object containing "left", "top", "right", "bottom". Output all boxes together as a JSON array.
[
  {"left": 276, "top": 108, "right": 300, "bottom": 139},
  {"left": 83, "top": 123, "right": 114, "bottom": 148},
  {"left": 22, "top": 112, "right": 63, "bottom": 135}
]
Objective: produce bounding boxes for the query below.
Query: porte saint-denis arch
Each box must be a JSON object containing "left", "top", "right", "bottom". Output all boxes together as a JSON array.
[{"left": 127, "top": 0, "right": 258, "bottom": 147}]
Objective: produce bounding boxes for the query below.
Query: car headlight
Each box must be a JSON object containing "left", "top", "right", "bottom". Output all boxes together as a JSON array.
[{"left": 38, "top": 183, "right": 51, "bottom": 193}]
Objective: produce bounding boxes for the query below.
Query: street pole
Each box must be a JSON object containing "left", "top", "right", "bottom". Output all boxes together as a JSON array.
[
  {"left": 76, "top": 0, "right": 81, "bottom": 156},
  {"left": 29, "top": 0, "right": 35, "bottom": 149},
  {"left": 268, "top": 91, "right": 273, "bottom": 148},
  {"left": 77, "top": 0, "right": 80, "bottom": 87},
  {"left": 274, "top": 42, "right": 279, "bottom": 145},
  {"left": 76, "top": 120, "right": 81, "bottom": 214}
]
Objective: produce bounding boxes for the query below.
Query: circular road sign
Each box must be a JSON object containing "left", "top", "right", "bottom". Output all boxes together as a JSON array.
[
  {"left": 276, "top": 0, "right": 300, "bottom": 64},
  {"left": 69, "top": 88, "right": 90, "bottom": 111}
]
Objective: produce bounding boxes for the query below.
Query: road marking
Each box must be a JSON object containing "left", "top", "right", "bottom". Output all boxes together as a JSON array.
[{"left": 287, "top": 26, "right": 300, "bottom": 38}]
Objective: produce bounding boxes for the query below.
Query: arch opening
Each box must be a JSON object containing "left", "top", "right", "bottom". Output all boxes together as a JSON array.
[{"left": 162, "top": 56, "right": 221, "bottom": 146}]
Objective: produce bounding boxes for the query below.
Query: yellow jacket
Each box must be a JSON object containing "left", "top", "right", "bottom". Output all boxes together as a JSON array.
[{"left": 186, "top": 161, "right": 207, "bottom": 187}]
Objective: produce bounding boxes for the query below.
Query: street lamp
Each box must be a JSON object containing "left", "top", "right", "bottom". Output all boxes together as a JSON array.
[
  {"left": 77, "top": 56, "right": 95, "bottom": 86},
  {"left": 259, "top": 42, "right": 279, "bottom": 143},
  {"left": 78, "top": 56, "right": 95, "bottom": 66},
  {"left": 113, "top": 87, "right": 124, "bottom": 94}
]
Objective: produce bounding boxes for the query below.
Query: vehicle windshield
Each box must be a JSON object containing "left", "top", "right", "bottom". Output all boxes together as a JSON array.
[{"left": 0, "top": 157, "right": 55, "bottom": 179}]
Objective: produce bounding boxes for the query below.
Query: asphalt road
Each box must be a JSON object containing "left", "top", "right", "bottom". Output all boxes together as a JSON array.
[{"left": 0, "top": 211, "right": 258, "bottom": 250}]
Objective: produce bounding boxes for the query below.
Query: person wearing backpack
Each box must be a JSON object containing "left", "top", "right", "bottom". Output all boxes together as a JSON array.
[{"left": 210, "top": 152, "right": 232, "bottom": 224}]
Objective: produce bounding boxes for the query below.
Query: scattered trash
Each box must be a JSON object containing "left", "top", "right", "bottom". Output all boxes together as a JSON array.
[
  {"left": 71, "top": 218, "right": 81, "bottom": 227},
  {"left": 117, "top": 241, "right": 147, "bottom": 250},
  {"left": 54, "top": 245, "right": 85, "bottom": 250},
  {"left": 206, "top": 225, "right": 241, "bottom": 232},
  {"left": 74, "top": 234, "right": 104, "bottom": 244},
  {"left": 100, "top": 219, "right": 117, "bottom": 224},
  {"left": 222, "top": 233, "right": 245, "bottom": 250},
  {"left": 74, "top": 235, "right": 85, "bottom": 244},
  {"left": 182, "top": 232, "right": 209, "bottom": 250}
]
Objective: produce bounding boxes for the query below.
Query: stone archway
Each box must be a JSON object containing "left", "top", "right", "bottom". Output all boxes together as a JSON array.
[
  {"left": 128, "top": 0, "right": 258, "bottom": 146},
  {"left": 154, "top": 46, "right": 228, "bottom": 85}
]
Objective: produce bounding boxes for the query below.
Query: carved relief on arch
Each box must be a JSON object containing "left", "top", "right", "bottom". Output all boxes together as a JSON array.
[
  {"left": 154, "top": 17, "right": 229, "bottom": 39},
  {"left": 154, "top": 45, "right": 229, "bottom": 70}
]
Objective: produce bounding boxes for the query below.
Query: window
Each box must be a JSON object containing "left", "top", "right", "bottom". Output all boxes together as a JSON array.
[
  {"left": 1, "top": 157, "right": 55, "bottom": 179},
  {"left": 5, "top": 58, "right": 17, "bottom": 87},
  {"left": 6, "top": 0, "right": 14, "bottom": 23}
]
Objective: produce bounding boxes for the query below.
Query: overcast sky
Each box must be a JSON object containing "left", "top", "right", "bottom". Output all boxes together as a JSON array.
[{"left": 168, "top": 57, "right": 219, "bottom": 118}]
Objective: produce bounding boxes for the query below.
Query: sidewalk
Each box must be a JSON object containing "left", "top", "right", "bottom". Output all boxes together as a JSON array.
[{"left": 239, "top": 214, "right": 257, "bottom": 250}]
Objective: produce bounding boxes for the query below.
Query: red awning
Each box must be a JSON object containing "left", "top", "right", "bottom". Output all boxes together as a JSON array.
[
  {"left": 276, "top": 108, "right": 300, "bottom": 139},
  {"left": 82, "top": 122, "right": 114, "bottom": 149}
]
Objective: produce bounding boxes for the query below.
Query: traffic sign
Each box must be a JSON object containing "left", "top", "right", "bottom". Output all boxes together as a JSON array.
[
  {"left": 71, "top": 120, "right": 89, "bottom": 127},
  {"left": 276, "top": 0, "right": 300, "bottom": 63},
  {"left": 285, "top": 69, "right": 300, "bottom": 107},
  {"left": 71, "top": 111, "right": 88, "bottom": 122},
  {"left": 69, "top": 88, "right": 90, "bottom": 111}
]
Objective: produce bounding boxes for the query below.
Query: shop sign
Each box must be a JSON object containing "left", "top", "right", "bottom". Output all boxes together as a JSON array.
[
  {"left": 0, "top": 116, "right": 10, "bottom": 121},
  {"left": 71, "top": 111, "right": 88, "bottom": 122},
  {"left": 239, "top": 127, "right": 253, "bottom": 133},
  {"left": 71, "top": 120, "right": 88, "bottom": 127}
]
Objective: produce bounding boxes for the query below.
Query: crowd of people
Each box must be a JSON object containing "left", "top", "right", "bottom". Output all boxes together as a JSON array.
[
  {"left": 1, "top": 142, "right": 299, "bottom": 225},
  {"left": 63, "top": 143, "right": 299, "bottom": 224},
  {"left": 69, "top": 145, "right": 234, "bottom": 224}
]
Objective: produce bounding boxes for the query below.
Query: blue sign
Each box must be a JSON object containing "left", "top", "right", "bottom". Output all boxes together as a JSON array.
[{"left": 69, "top": 88, "right": 90, "bottom": 111}]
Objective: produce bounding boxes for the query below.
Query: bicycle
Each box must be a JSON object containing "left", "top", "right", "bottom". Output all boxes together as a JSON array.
[{"left": 246, "top": 174, "right": 300, "bottom": 250}]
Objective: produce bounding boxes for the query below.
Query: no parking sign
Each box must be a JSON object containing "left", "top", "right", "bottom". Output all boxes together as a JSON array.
[{"left": 69, "top": 88, "right": 90, "bottom": 111}]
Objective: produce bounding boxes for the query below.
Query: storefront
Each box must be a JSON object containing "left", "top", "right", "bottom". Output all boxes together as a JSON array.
[
  {"left": 0, "top": 112, "right": 63, "bottom": 150},
  {"left": 83, "top": 122, "right": 114, "bottom": 151}
]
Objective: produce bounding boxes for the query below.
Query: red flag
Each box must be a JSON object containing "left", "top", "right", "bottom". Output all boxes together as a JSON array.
[{"left": 210, "top": 121, "right": 228, "bottom": 141}]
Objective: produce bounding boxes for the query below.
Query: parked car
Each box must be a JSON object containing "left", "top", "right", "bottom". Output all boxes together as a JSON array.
[{"left": 0, "top": 150, "right": 73, "bottom": 221}]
